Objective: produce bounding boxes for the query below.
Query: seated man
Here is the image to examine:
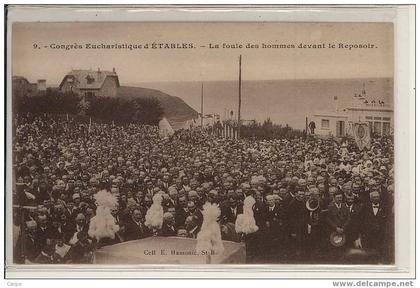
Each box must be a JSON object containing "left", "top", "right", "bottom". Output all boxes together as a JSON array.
[
  {"left": 34, "top": 238, "right": 56, "bottom": 264},
  {"left": 124, "top": 208, "right": 149, "bottom": 241},
  {"left": 185, "top": 216, "right": 200, "bottom": 239},
  {"left": 65, "top": 232, "right": 95, "bottom": 264},
  {"left": 160, "top": 212, "right": 177, "bottom": 237}
]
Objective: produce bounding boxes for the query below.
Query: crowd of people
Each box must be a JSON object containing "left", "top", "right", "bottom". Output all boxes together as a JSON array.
[{"left": 13, "top": 114, "right": 394, "bottom": 264}]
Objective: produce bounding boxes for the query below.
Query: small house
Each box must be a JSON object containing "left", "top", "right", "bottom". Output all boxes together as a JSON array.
[{"left": 59, "top": 68, "right": 120, "bottom": 98}]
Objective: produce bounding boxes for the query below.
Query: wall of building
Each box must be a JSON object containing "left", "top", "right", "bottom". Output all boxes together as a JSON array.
[
  {"left": 346, "top": 108, "right": 393, "bottom": 136},
  {"left": 12, "top": 77, "right": 39, "bottom": 97},
  {"left": 98, "top": 77, "right": 118, "bottom": 98},
  {"left": 312, "top": 115, "right": 348, "bottom": 137},
  {"left": 60, "top": 78, "right": 80, "bottom": 95},
  {"left": 312, "top": 107, "right": 393, "bottom": 138},
  {"left": 37, "top": 80, "right": 47, "bottom": 91}
]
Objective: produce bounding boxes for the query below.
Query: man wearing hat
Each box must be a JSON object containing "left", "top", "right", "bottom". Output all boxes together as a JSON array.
[{"left": 326, "top": 192, "right": 349, "bottom": 259}]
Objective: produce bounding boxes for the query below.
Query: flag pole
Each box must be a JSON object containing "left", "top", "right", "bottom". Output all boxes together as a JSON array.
[
  {"left": 201, "top": 83, "right": 204, "bottom": 128},
  {"left": 238, "top": 55, "right": 242, "bottom": 139}
]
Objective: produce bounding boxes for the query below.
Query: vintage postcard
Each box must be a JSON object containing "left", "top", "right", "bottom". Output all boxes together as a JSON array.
[{"left": 4, "top": 5, "right": 415, "bottom": 279}]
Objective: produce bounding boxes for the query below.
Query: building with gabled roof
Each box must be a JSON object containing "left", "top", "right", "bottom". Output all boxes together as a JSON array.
[
  {"left": 12, "top": 76, "right": 45, "bottom": 97},
  {"left": 59, "top": 68, "right": 120, "bottom": 98}
]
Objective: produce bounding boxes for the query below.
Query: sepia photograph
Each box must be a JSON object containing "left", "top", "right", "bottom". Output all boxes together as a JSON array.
[{"left": 9, "top": 19, "right": 396, "bottom": 268}]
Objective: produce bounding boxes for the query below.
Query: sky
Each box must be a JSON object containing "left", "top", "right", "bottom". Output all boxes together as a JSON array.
[{"left": 12, "top": 22, "right": 393, "bottom": 85}]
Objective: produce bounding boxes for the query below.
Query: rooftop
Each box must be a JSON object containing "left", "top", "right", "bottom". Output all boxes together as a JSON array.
[{"left": 59, "top": 68, "right": 120, "bottom": 90}]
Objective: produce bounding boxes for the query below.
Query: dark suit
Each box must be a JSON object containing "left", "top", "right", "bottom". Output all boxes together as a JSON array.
[
  {"left": 220, "top": 205, "right": 243, "bottom": 225},
  {"left": 187, "top": 226, "right": 199, "bottom": 239},
  {"left": 68, "top": 223, "right": 89, "bottom": 243},
  {"left": 14, "top": 234, "right": 40, "bottom": 263},
  {"left": 326, "top": 203, "right": 350, "bottom": 233},
  {"left": 45, "top": 223, "right": 73, "bottom": 243},
  {"left": 175, "top": 207, "right": 189, "bottom": 228},
  {"left": 266, "top": 204, "right": 286, "bottom": 239},
  {"left": 34, "top": 226, "right": 50, "bottom": 249},
  {"left": 65, "top": 240, "right": 94, "bottom": 264},
  {"left": 124, "top": 218, "right": 148, "bottom": 241},
  {"left": 265, "top": 203, "right": 287, "bottom": 258},
  {"left": 287, "top": 199, "right": 307, "bottom": 238},
  {"left": 187, "top": 209, "right": 203, "bottom": 228},
  {"left": 163, "top": 198, "right": 177, "bottom": 211},
  {"left": 253, "top": 201, "right": 267, "bottom": 230},
  {"left": 160, "top": 224, "right": 177, "bottom": 237},
  {"left": 358, "top": 203, "right": 387, "bottom": 252},
  {"left": 344, "top": 203, "right": 363, "bottom": 243},
  {"left": 287, "top": 199, "right": 307, "bottom": 256},
  {"left": 34, "top": 252, "right": 55, "bottom": 264},
  {"left": 245, "top": 201, "right": 266, "bottom": 262}
]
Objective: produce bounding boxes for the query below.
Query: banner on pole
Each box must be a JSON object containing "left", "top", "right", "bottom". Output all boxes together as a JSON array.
[{"left": 353, "top": 122, "right": 371, "bottom": 151}]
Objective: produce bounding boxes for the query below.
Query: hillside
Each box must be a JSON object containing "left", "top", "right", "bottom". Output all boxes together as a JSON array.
[{"left": 117, "top": 86, "right": 198, "bottom": 129}]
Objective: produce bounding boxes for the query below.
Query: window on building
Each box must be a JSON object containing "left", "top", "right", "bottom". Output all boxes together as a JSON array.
[
  {"left": 374, "top": 121, "right": 381, "bottom": 135},
  {"left": 366, "top": 116, "right": 373, "bottom": 120},
  {"left": 374, "top": 117, "right": 382, "bottom": 120},
  {"left": 84, "top": 91, "right": 95, "bottom": 98},
  {"left": 321, "top": 119, "right": 329, "bottom": 129},
  {"left": 86, "top": 75, "right": 95, "bottom": 84},
  {"left": 383, "top": 122, "right": 391, "bottom": 135},
  {"left": 382, "top": 117, "right": 391, "bottom": 121},
  {"left": 368, "top": 122, "right": 373, "bottom": 134},
  {"left": 336, "top": 121, "right": 345, "bottom": 137}
]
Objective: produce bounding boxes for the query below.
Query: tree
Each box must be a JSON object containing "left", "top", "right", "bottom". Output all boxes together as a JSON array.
[{"left": 14, "top": 89, "right": 165, "bottom": 126}]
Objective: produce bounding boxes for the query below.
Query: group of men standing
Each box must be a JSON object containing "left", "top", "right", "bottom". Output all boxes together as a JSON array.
[{"left": 13, "top": 114, "right": 394, "bottom": 264}]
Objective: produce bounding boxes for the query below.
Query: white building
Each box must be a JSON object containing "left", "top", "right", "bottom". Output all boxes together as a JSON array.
[{"left": 309, "top": 85, "right": 393, "bottom": 138}]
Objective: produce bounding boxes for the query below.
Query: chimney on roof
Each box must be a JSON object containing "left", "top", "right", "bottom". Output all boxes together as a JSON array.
[{"left": 113, "top": 67, "right": 116, "bottom": 73}]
